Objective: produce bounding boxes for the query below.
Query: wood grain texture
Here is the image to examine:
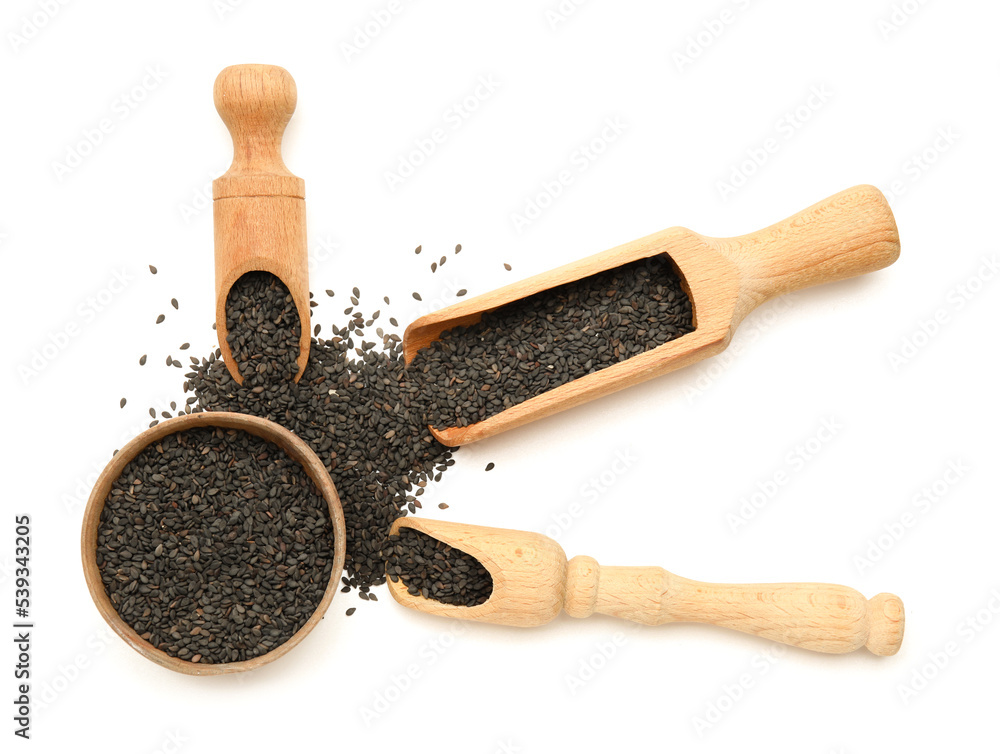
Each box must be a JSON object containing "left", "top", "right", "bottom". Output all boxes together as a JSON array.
[
  {"left": 80, "top": 412, "right": 347, "bottom": 675},
  {"left": 387, "top": 519, "right": 904, "bottom": 655},
  {"left": 404, "top": 185, "right": 899, "bottom": 446},
  {"left": 388, "top": 518, "right": 567, "bottom": 627},
  {"left": 213, "top": 64, "right": 310, "bottom": 384}
]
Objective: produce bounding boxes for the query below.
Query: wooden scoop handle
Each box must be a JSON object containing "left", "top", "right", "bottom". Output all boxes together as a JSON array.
[
  {"left": 710, "top": 184, "right": 900, "bottom": 320},
  {"left": 212, "top": 64, "right": 310, "bottom": 383},
  {"left": 563, "top": 556, "right": 904, "bottom": 655},
  {"left": 213, "top": 64, "right": 304, "bottom": 199}
]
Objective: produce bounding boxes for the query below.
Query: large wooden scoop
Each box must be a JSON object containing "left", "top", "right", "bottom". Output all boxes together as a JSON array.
[
  {"left": 404, "top": 185, "right": 899, "bottom": 445},
  {"left": 387, "top": 518, "right": 904, "bottom": 655},
  {"left": 213, "top": 64, "right": 310, "bottom": 384}
]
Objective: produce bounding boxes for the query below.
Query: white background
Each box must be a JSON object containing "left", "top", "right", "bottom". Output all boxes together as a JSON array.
[{"left": 3, "top": 0, "right": 998, "bottom": 751}]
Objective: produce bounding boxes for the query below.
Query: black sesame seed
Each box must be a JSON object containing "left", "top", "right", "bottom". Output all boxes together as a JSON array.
[
  {"left": 178, "top": 274, "right": 457, "bottom": 600},
  {"left": 96, "top": 427, "right": 334, "bottom": 665},
  {"left": 410, "top": 256, "right": 693, "bottom": 428},
  {"left": 385, "top": 528, "right": 491, "bottom": 607}
]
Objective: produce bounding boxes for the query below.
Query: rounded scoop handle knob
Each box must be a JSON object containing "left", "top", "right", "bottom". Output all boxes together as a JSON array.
[{"left": 213, "top": 64, "right": 303, "bottom": 198}]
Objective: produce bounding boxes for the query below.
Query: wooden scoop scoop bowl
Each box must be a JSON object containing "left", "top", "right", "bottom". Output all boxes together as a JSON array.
[
  {"left": 213, "top": 64, "right": 311, "bottom": 384},
  {"left": 404, "top": 185, "right": 900, "bottom": 445},
  {"left": 387, "top": 518, "right": 904, "bottom": 655}
]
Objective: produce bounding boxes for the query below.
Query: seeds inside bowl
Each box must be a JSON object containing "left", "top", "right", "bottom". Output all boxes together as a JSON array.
[
  {"left": 384, "top": 528, "right": 492, "bottom": 607},
  {"left": 96, "top": 426, "right": 335, "bottom": 665}
]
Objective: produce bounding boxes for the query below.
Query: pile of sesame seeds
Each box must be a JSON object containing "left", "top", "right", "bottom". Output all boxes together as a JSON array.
[{"left": 186, "top": 272, "right": 456, "bottom": 601}]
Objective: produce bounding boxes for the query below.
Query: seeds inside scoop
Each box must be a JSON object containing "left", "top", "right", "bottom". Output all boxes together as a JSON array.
[
  {"left": 410, "top": 256, "right": 694, "bottom": 428},
  {"left": 384, "top": 527, "right": 492, "bottom": 607},
  {"left": 225, "top": 272, "right": 301, "bottom": 385}
]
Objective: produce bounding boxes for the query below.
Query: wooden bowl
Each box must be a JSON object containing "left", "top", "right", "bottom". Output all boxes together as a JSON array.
[{"left": 81, "top": 412, "right": 346, "bottom": 676}]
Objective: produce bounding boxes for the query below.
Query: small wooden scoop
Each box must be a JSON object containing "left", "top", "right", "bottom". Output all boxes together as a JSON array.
[
  {"left": 213, "top": 64, "right": 310, "bottom": 383},
  {"left": 404, "top": 185, "right": 900, "bottom": 445},
  {"left": 388, "top": 518, "right": 904, "bottom": 655}
]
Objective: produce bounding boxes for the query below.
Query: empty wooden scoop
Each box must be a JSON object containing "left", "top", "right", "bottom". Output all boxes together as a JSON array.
[
  {"left": 404, "top": 185, "right": 900, "bottom": 445},
  {"left": 387, "top": 518, "right": 904, "bottom": 655},
  {"left": 213, "top": 64, "right": 310, "bottom": 383}
]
